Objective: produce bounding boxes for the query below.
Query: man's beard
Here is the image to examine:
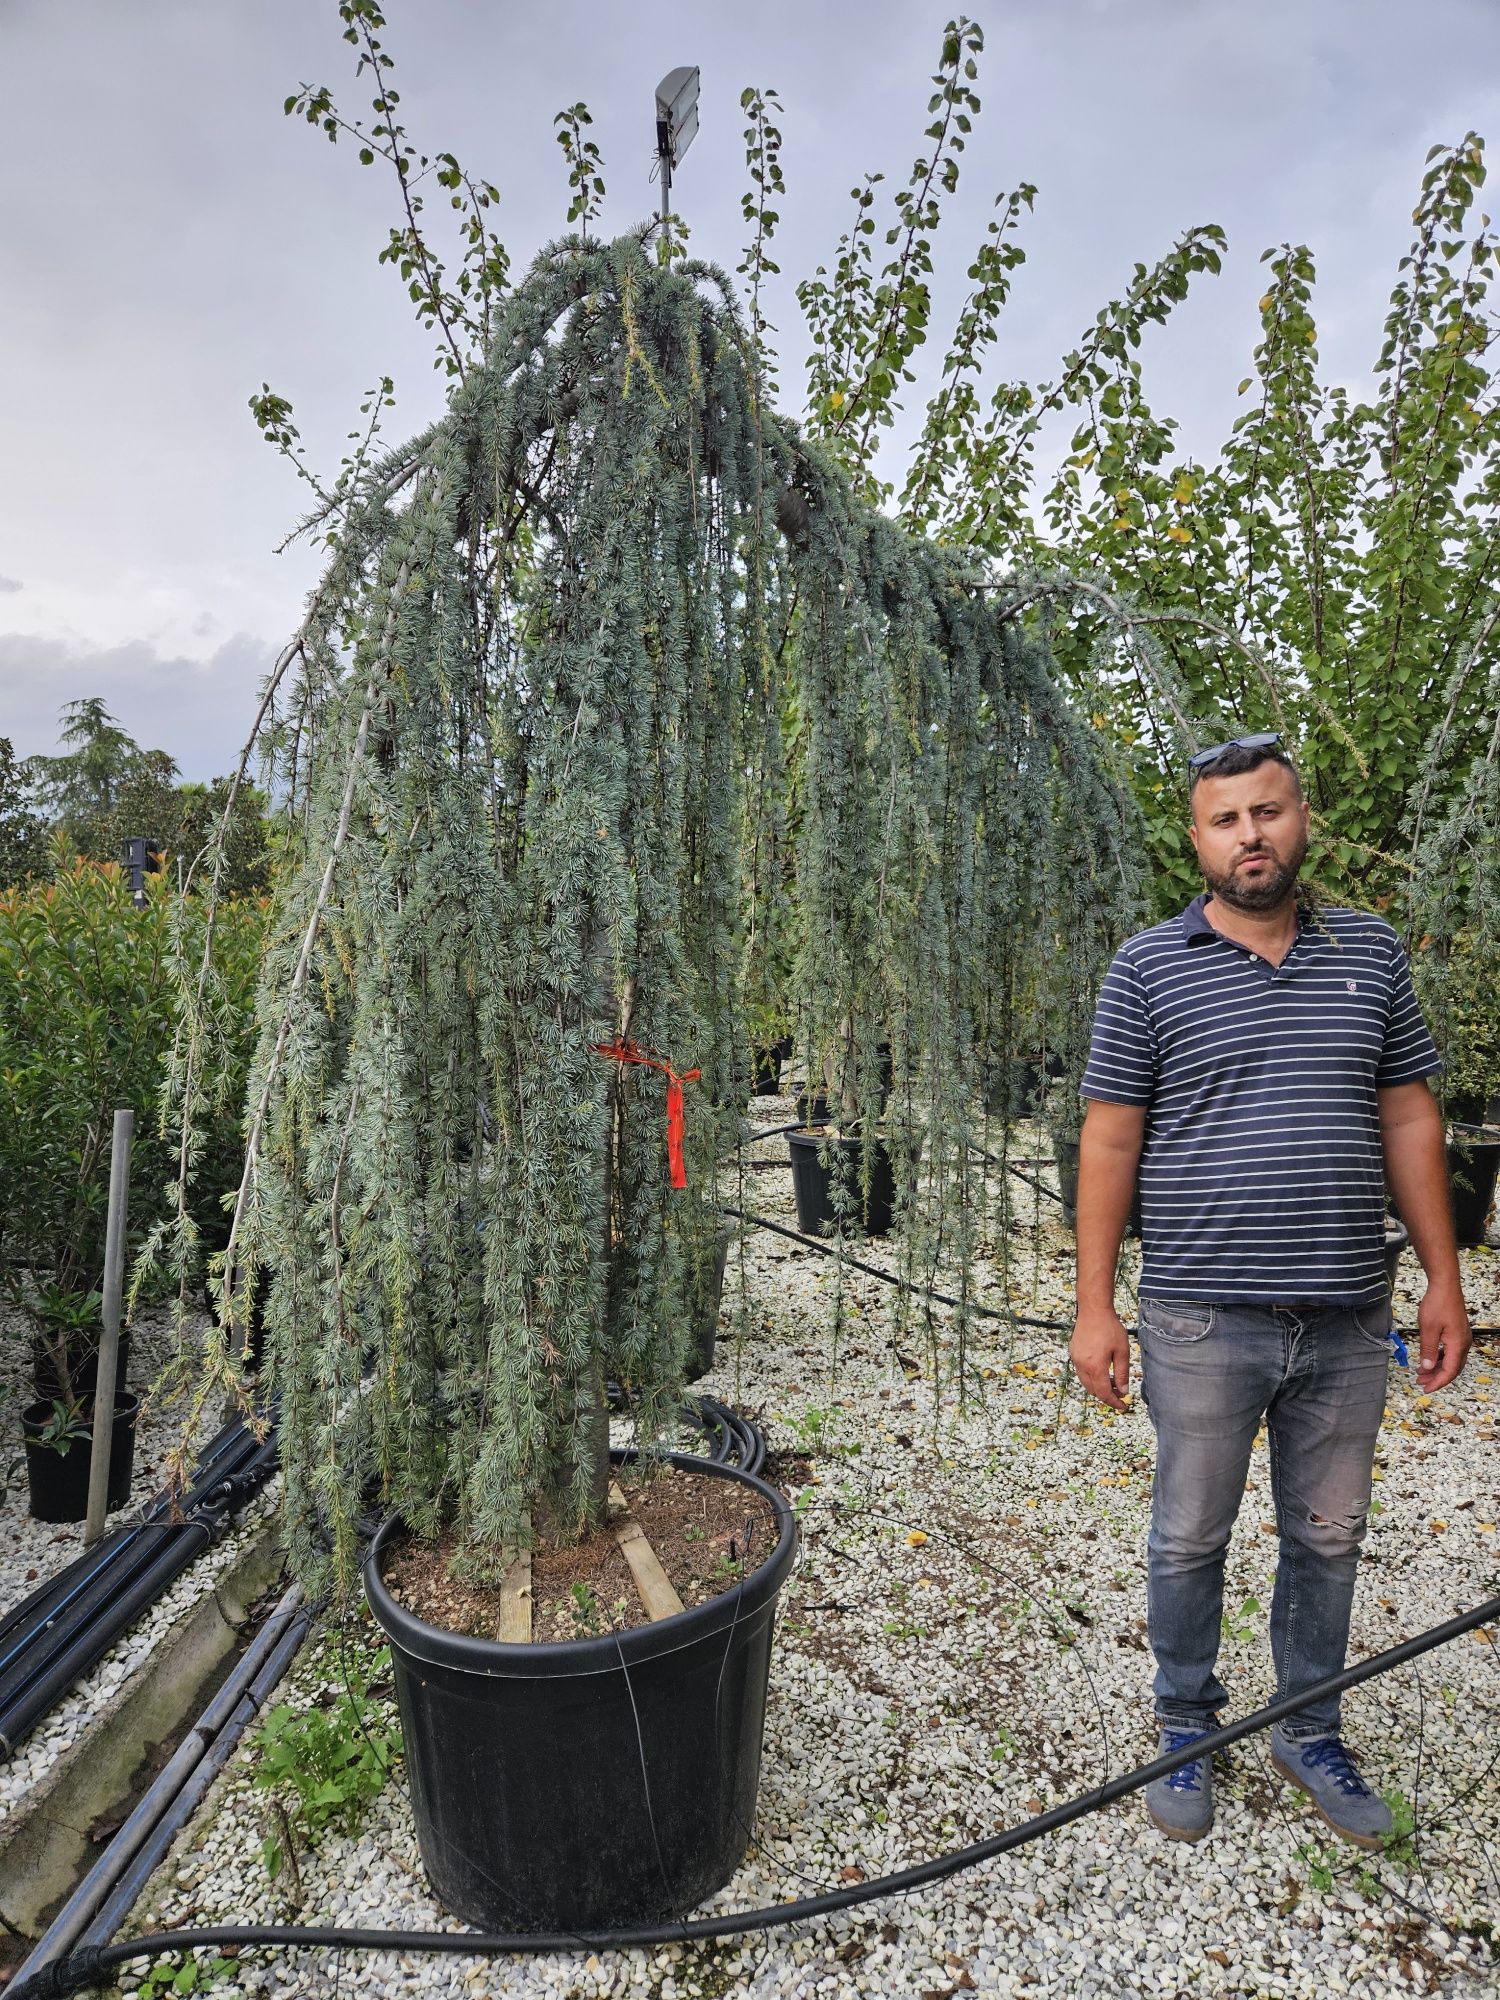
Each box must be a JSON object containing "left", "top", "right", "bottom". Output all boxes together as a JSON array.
[{"left": 1201, "top": 833, "right": 1307, "bottom": 912}]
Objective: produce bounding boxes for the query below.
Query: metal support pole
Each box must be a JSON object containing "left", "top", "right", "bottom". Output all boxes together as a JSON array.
[{"left": 83, "top": 1111, "right": 133, "bottom": 1547}]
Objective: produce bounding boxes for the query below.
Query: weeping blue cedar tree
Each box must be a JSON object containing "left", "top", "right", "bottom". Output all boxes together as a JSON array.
[{"left": 153, "top": 234, "right": 1143, "bottom": 1595}]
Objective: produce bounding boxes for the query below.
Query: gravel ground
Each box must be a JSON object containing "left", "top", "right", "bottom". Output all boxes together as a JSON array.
[
  {"left": 86, "top": 1102, "right": 1500, "bottom": 1997},
  {"left": 0, "top": 1299, "right": 277, "bottom": 1823}
]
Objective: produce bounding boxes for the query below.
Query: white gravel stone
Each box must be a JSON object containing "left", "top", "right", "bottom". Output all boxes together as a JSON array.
[{"left": 18, "top": 1100, "right": 1500, "bottom": 1996}]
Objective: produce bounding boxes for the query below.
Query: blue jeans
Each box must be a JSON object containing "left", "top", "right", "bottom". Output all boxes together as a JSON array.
[{"left": 1138, "top": 1296, "right": 1391, "bottom": 1738}]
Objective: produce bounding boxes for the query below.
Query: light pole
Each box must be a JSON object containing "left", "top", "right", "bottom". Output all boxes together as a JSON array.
[{"left": 654, "top": 65, "right": 700, "bottom": 240}]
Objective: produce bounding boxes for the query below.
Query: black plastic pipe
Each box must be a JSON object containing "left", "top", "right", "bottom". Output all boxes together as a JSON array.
[
  {"left": 719, "top": 1204, "right": 1068, "bottom": 1331},
  {"left": 17, "top": 1585, "right": 311, "bottom": 1982},
  {"left": 0, "top": 1431, "right": 267, "bottom": 1718},
  {"left": 0, "top": 1415, "right": 257, "bottom": 1671},
  {"left": 0, "top": 1421, "right": 280, "bottom": 1757},
  {"left": 19, "top": 1592, "right": 1498, "bottom": 1999}
]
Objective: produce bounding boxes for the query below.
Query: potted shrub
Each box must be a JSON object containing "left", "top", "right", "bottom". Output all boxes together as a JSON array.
[
  {"left": 21, "top": 1390, "right": 138, "bottom": 1524},
  {"left": 158, "top": 232, "right": 1141, "bottom": 1931}
]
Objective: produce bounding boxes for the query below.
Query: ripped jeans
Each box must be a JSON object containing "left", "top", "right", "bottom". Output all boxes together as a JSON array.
[{"left": 1138, "top": 1296, "right": 1391, "bottom": 1738}]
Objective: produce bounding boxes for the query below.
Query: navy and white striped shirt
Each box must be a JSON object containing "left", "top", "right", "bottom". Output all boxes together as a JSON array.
[{"left": 1080, "top": 894, "right": 1440, "bottom": 1306}]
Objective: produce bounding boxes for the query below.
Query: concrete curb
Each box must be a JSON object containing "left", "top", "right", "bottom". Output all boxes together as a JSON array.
[{"left": 0, "top": 1517, "right": 285, "bottom": 1939}]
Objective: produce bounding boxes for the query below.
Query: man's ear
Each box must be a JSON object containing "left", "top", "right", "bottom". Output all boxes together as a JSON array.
[{"left": 1188, "top": 819, "right": 1200, "bottom": 856}]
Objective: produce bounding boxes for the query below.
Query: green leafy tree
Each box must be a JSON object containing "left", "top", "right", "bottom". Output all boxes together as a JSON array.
[{"left": 0, "top": 736, "right": 47, "bottom": 887}]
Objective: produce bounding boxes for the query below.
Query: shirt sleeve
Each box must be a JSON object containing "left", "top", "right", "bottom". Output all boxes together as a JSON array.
[
  {"left": 1081, "top": 947, "right": 1157, "bottom": 1105},
  {"left": 1375, "top": 933, "right": 1443, "bottom": 1087}
]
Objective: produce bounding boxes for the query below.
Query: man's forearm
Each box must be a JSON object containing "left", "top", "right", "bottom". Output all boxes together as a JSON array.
[
  {"left": 1075, "top": 1126, "right": 1142, "bottom": 1312},
  {"left": 1382, "top": 1097, "right": 1463, "bottom": 1291}
]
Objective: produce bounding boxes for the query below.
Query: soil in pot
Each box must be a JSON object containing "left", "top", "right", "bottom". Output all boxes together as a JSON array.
[
  {"left": 1447, "top": 1123, "right": 1500, "bottom": 1246},
  {"left": 22, "top": 1392, "right": 138, "bottom": 1523},
  {"left": 366, "top": 1452, "right": 798, "bottom": 1931},
  {"left": 786, "top": 1127, "right": 897, "bottom": 1237}
]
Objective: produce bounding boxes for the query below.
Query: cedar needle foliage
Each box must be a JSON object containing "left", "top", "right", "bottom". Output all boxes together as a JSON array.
[{"left": 152, "top": 235, "right": 1142, "bottom": 1596}]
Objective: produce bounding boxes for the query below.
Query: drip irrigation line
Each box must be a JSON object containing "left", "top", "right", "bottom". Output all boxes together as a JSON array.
[
  {"left": 18, "top": 1585, "right": 313, "bottom": 1983},
  {"left": 19, "top": 1594, "right": 1499, "bottom": 1998},
  {"left": 719, "top": 1204, "right": 1073, "bottom": 1332},
  {"left": 718, "top": 1206, "right": 1500, "bottom": 1347},
  {"left": 0, "top": 1413, "right": 280, "bottom": 1758}
]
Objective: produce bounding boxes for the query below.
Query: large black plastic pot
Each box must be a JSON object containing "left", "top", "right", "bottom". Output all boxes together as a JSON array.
[
  {"left": 1056, "top": 1138, "right": 1143, "bottom": 1238},
  {"left": 1447, "top": 1124, "right": 1500, "bottom": 1247},
  {"left": 21, "top": 1392, "right": 138, "bottom": 1523},
  {"left": 685, "top": 1231, "right": 731, "bottom": 1383},
  {"left": 786, "top": 1128, "right": 896, "bottom": 1237},
  {"left": 364, "top": 1451, "right": 798, "bottom": 1930}
]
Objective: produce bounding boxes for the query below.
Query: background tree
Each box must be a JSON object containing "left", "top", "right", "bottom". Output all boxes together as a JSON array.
[{"left": 0, "top": 736, "right": 47, "bottom": 888}]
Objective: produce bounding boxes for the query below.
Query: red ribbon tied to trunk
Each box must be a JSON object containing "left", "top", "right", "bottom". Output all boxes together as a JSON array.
[{"left": 593, "top": 1040, "right": 701, "bottom": 1190}]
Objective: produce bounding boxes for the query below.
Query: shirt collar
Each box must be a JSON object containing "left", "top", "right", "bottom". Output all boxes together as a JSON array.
[{"left": 1180, "top": 891, "right": 1310, "bottom": 950}]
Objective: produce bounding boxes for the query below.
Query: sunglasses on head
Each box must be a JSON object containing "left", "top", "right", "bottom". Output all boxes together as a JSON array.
[{"left": 1188, "top": 730, "right": 1280, "bottom": 772}]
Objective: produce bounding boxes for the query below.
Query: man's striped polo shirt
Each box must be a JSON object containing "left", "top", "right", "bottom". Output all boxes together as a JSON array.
[{"left": 1080, "top": 893, "right": 1441, "bottom": 1306}]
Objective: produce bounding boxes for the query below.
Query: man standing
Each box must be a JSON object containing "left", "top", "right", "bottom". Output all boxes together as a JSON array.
[{"left": 1070, "top": 734, "right": 1470, "bottom": 1846}]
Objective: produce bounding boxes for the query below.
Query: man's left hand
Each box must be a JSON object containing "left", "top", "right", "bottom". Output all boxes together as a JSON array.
[{"left": 1415, "top": 1281, "right": 1471, "bottom": 1392}]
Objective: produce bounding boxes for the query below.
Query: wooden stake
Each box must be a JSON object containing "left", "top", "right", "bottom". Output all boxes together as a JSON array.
[
  {"left": 608, "top": 1482, "right": 684, "bottom": 1622},
  {"left": 498, "top": 1514, "right": 532, "bottom": 1643},
  {"left": 84, "top": 1110, "right": 133, "bottom": 1547}
]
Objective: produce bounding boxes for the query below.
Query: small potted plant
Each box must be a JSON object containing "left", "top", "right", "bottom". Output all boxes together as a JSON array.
[{"left": 21, "top": 1389, "right": 138, "bottom": 1523}]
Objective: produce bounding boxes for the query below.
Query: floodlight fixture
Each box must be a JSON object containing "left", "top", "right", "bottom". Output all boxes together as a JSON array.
[{"left": 654, "top": 65, "right": 699, "bottom": 227}]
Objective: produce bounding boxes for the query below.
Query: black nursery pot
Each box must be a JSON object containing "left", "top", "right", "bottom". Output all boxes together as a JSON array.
[
  {"left": 1447, "top": 1124, "right": 1500, "bottom": 1247},
  {"left": 750, "top": 1046, "right": 782, "bottom": 1096},
  {"left": 21, "top": 1392, "right": 138, "bottom": 1524},
  {"left": 794, "top": 1090, "right": 831, "bottom": 1127},
  {"left": 364, "top": 1451, "right": 799, "bottom": 1931},
  {"left": 786, "top": 1128, "right": 897, "bottom": 1237},
  {"left": 32, "top": 1328, "right": 132, "bottom": 1405}
]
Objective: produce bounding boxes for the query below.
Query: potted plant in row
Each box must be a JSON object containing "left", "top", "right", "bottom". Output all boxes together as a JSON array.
[{"left": 159, "top": 232, "right": 1140, "bottom": 1931}]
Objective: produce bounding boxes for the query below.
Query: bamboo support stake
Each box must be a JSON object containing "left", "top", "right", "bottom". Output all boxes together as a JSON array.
[
  {"left": 607, "top": 1482, "right": 684, "bottom": 1622},
  {"left": 84, "top": 1110, "right": 133, "bottom": 1547}
]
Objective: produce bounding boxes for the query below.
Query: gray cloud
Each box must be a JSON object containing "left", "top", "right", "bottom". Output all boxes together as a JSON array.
[
  {"left": 0, "top": 577, "right": 21, "bottom": 594},
  {"left": 0, "top": 631, "right": 274, "bottom": 781},
  {"left": 1, "top": 0, "right": 1498, "bottom": 779}
]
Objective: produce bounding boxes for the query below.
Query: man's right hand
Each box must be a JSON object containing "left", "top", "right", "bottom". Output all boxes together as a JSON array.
[{"left": 1070, "top": 1306, "right": 1132, "bottom": 1411}]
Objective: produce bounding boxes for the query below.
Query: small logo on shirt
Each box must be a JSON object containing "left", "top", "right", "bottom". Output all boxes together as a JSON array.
[{"left": 1346, "top": 980, "right": 1358, "bottom": 992}]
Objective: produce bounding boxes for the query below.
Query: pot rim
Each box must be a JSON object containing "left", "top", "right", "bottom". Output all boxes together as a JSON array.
[
  {"left": 365, "top": 1449, "right": 798, "bottom": 1680},
  {"left": 21, "top": 1389, "right": 140, "bottom": 1432}
]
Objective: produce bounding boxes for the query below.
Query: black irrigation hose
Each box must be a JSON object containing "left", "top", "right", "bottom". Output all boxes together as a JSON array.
[
  {"left": 719, "top": 1204, "right": 1073, "bottom": 1332},
  {"left": 719, "top": 1204, "right": 1500, "bottom": 1346},
  {"left": 0, "top": 1412, "right": 280, "bottom": 1757},
  {"left": 21, "top": 1594, "right": 1500, "bottom": 1999},
  {"left": 607, "top": 1387, "right": 767, "bottom": 1480}
]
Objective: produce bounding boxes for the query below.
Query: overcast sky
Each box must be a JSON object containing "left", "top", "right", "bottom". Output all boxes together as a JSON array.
[{"left": 2, "top": 0, "right": 1498, "bottom": 779}]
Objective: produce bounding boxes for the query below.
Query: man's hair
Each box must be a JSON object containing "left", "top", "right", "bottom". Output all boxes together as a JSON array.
[{"left": 1188, "top": 741, "right": 1303, "bottom": 799}]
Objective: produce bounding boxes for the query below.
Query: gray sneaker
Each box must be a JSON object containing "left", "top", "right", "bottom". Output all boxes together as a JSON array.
[
  {"left": 1145, "top": 1725, "right": 1215, "bottom": 1841},
  {"left": 1270, "top": 1728, "right": 1394, "bottom": 1850}
]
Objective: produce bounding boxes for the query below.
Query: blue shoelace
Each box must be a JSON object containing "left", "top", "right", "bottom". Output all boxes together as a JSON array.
[
  {"left": 1296, "top": 1735, "right": 1372, "bottom": 1797},
  {"left": 1162, "top": 1728, "right": 1208, "bottom": 1792}
]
